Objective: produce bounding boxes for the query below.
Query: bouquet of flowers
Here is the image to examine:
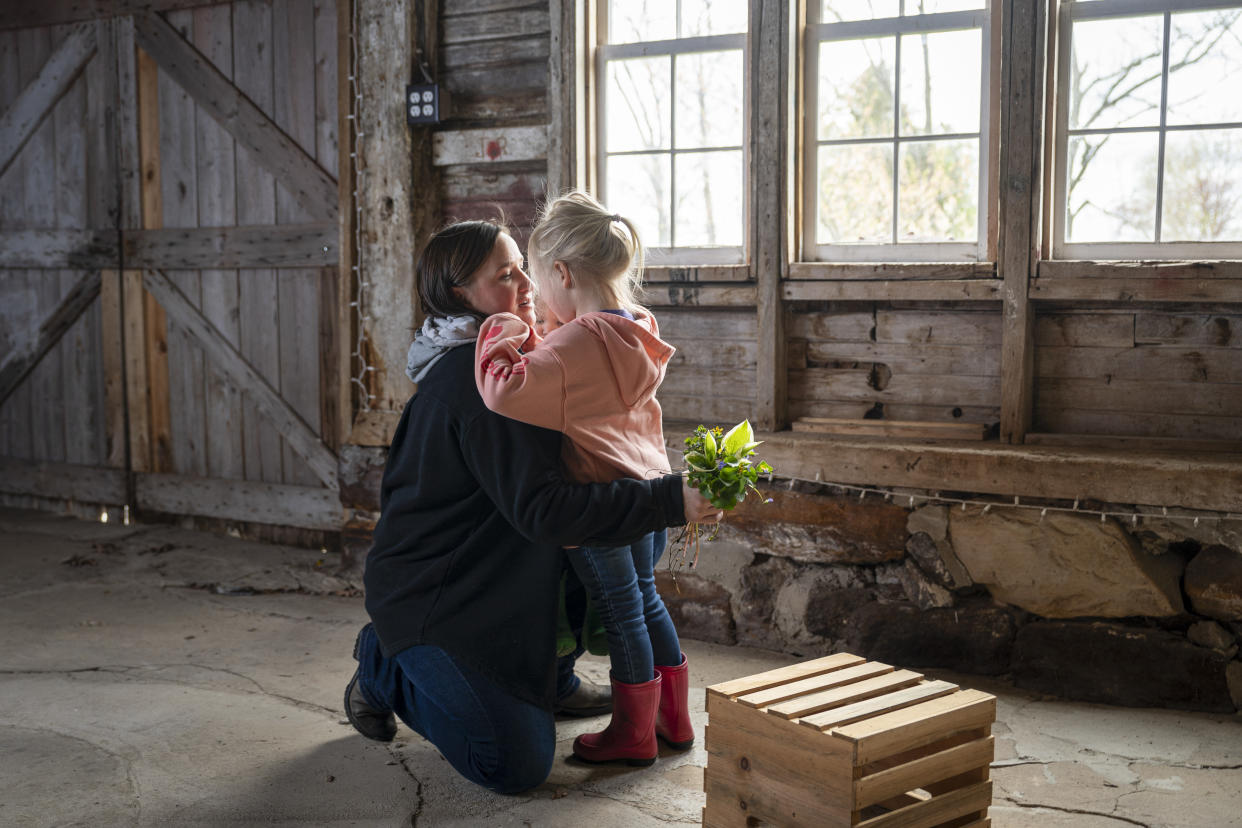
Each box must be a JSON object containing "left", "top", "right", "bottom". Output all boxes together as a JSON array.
[{"left": 671, "top": 420, "right": 774, "bottom": 573}]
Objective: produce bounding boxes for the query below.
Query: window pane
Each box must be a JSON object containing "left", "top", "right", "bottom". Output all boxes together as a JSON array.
[
  {"left": 898, "top": 138, "right": 978, "bottom": 242},
  {"left": 1068, "top": 16, "right": 1163, "bottom": 131},
  {"left": 607, "top": 57, "right": 671, "bottom": 152},
  {"left": 1167, "top": 9, "right": 1242, "bottom": 126},
  {"left": 822, "top": 0, "right": 900, "bottom": 23},
  {"left": 899, "top": 28, "right": 981, "bottom": 136},
  {"left": 608, "top": 154, "right": 672, "bottom": 247},
  {"left": 681, "top": 0, "right": 748, "bottom": 36},
  {"left": 674, "top": 150, "right": 744, "bottom": 246},
  {"left": 675, "top": 51, "right": 744, "bottom": 149},
  {"left": 608, "top": 0, "right": 675, "bottom": 44},
  {"left": 1162, "top": 128, "right": 1242, "bottom": 242},
  {"left": 819, "top": 37, "right": 896, "bottom": 140},
  {"left": 818, "top": 143, "right": 894, "bottom": 243},
  {"left": 906, "top": 0, "right": 985, "bottom": 13},
  {"left": 1065, "top": 132, "right": 1158, "bottom": 242}
]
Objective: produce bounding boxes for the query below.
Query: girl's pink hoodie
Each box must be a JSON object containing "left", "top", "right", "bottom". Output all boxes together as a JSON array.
[{"left": 474, "top": 310, "right": 674, "bottom": 484}]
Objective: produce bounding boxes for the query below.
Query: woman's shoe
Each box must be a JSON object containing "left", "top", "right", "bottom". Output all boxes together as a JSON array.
[
  {"left": 572, "top": 674, "right": 661, "bottom": 766},
  {"left": 654, "top": 654, "right": 695, "bottom": 750},
  {"left": 345, "top": 624, "right": 397, "bottom": 742}
]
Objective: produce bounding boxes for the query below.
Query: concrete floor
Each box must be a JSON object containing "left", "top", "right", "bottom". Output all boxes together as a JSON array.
[{"left": 2, "top": 507, "right": 1240, "bottom": 828}]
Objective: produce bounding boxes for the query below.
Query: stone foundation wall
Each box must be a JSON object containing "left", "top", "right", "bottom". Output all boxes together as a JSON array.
[{"left": 656, "top": 484, "right": 1242, "bottom": 714}]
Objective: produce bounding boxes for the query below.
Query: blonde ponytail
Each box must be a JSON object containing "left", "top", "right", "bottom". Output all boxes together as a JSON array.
[{"left": 528, "top": 190, "right": 645, "bottom": 314}]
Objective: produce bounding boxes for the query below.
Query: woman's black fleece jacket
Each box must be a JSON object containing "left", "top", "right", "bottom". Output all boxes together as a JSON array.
[{"left": 363, "top": 344, "right": 686, "bottom": 709}]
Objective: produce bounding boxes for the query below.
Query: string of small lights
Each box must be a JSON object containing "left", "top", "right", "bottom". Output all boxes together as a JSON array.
[
  {"left": 346, "top": 0, "right": 375, "bottom": 412},
  {"left": 763, "top": 472, "right": 1242, "bottom": 527}
]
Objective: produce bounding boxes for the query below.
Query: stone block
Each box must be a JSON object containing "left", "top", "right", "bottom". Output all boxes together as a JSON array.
[
  {"left": 844, "top": 602, "right": 1017, "bottom": 675},
  {"left": 1013, "top": 621, "right": 1235, "bottom": 713},
  {"left": 949, "top": 508, "right": 1185, "bottom": 618},
  {"left": 1187, "top": 620, "right": 1236, "bottom": 653},
  {"left": 804, "top": 585, "right": 873, "bottom": 642},
  {"left": 1228, "top": 661, "right": 1242, "bottom": 711},
  {"left": 907, "top": 505, "right": 948, "bottom": 541},
  {"left": 733, "top": 555, "right": 798, "bottom": 651},
  {"left": 338, "top": 445, "right": 387, "bottom": 512},
  {"left": 723, "top": 490, "right": 906, "bottom": 564},
  {"left": 906, "top": 531, "right": 971, "bottom": 589},
  {"left": 1185, "top": 545, "right": 1242, "bottom": 622},
  {"left": 654, "top": 570, "right": 735, "bottom": 645},
  {"left": 897, "top": 559, "right": 954, "bottom": 609}
]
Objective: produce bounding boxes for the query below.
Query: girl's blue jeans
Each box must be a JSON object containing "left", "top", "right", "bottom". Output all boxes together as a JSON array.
[
  {"left": 354, "top": 624, "right": 560, "bottom": 794},
  {"left": 565, "top": 529, "right": 681, "bottom": 684}
]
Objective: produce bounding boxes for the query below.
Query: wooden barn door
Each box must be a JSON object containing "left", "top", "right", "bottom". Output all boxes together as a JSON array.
[
  {"left": 0, "top": 3, "right": 344, "bottom": 533},
  {"left": 0, "top": 21, "right": 128, "bottom": 512}
]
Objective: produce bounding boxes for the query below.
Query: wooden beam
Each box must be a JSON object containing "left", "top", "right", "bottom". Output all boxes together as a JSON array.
[
  {"left": 131, "top": 10, "right": 337, "bottom": 223},
  {"left": 995, "top": 0, "right": 1049, "bottom": 444},
  {"left": 752, "top": 0, "right": 793, "bottom": 431},
  {"left": 639, "top": 284, "right": 759, "bottom": 307},
  {"left": 118, "top": 223, "right": 338, "bottom": 269},
  {"left": 792, "top": 418, "right": 988, "bottom": 440},
  {"left": 348, "top": 409, "right": 402, "bottom": 447},
  {"left": 751, "top": 429, "right": 1242, "bottom": 514},
  {"left": 783, "top": 280, "right": 1003, "bottom": 302},
  {"left": 645, "top": 264, "right": 752, "bottom": 283},
  {"left": 0, "top": 270, "right": 101, "bottom": 407},
  {"left": 789, "top": 262, "right": 997, "bottom": 280},
  {"left": 0, "top": 22, "right": 95, "bottom": 180},
  {"left": 432, "top": 125, "right": 548, "bottom": 166},
  {"left": 142, "top": 268, "right": 339, "bottom": 488},
  {"left": 135, "top": 472, "right": 343, "bottom": 530},
  {"left": 1031, "top": 277, "right": 1242, "bottom": 304},
  {"left": 0, "top": 1, "right": 213, "bottom": 31},
  {"left": 0, "top": 229, "right": 118, "bottom": 268},
  {"left": 1038, "top": 260, "right": 1242, "bottom": 280},
  {"left": 1024, "top": 433, "right": 1242, "bottom": 455},
  {"left": 0, "top": 457, "right": 127, "bottom": 503}
]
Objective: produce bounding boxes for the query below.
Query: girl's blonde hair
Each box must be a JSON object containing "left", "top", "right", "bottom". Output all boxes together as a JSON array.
[{"left": 527, "top": 190, "right": 645, "bottom": 314}]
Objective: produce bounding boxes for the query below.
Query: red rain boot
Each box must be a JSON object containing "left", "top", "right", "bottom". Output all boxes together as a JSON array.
[
  {"left": 655, "top": 653, "right": 694, "bottom": 750},
  {"left": 572, "top": 673, "right": 662, "bottom": 766}
]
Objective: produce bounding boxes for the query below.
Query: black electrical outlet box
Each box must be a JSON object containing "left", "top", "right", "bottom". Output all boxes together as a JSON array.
[{"left": 406, "top": 83, "right": 440, "bottom": 125}]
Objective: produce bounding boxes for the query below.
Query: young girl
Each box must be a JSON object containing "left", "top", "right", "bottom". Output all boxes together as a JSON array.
[{"left": 473, "top": 191, "right": 695, "bottom": 766}]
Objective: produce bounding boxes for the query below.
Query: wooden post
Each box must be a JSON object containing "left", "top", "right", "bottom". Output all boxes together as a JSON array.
[
  {"left": 547, "top": 0, "right": 588, "bottom": 196},
  {"left": 996, "top": 0, "right": 1049, "bottom": 444},
  {"left": 336, "top": 0, "right": 354, "bottom": 450},
  {"left": 347, "top": 0, "right": 436, "bottom": 440},
  {"left": 752, "top": 0, "right": 794, "bottom": 432}
]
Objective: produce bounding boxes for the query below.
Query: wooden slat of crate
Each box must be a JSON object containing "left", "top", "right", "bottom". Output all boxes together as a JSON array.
[
  {"left": 767, "top": 670, "right": 925, "bottom": 720},
  {"left": 800, "top": 680, "right": 960, "bottom": 731},
  {"left": 707, "top": 652, "right": 866, "bottom": 700},
  {"left": 854, "top": 736, "right": 995, "bottom": 809},
  {"left": 835, "top": 689, "right": 998, "bottom": 765},
  {"left": 738, "top": 661, "right": 896, "bottom": 709},
  {"left": 854, "top": 781, "right": 992, "bottom": 828}
]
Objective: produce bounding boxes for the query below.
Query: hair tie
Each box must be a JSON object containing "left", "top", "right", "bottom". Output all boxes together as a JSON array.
[{"left": 610, "top": 214, "right": 622, "bottom": 222}]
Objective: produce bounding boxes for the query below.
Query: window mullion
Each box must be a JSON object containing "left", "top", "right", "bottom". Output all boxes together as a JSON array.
[{"left": 1154, "top": 11, "right": 1171, "bottom": 243}]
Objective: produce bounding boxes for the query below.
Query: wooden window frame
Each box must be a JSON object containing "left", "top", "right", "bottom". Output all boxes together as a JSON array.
[
  {"left": 1050, "top": 0, "right": 1242, "bottom": 260},
  {"left": 800, "top": 3, "right": 996, "bottom": 264}
]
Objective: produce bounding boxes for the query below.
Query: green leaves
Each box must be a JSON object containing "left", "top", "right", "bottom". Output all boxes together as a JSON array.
[{"left": 681, "top": 421, "right": 775, "bottom": 512}]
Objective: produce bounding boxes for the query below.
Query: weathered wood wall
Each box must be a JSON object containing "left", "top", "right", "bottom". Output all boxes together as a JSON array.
[{"left": 0, "top": 25, "right": 108, "bottom": 468}]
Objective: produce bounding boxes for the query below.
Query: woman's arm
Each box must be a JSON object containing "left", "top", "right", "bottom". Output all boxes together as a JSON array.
[
  {"left": 461, "top": 408, "right": 683, "bottom": 548},
  {"left": 474, "top": 313, "right": 566, "bottom": 431}
]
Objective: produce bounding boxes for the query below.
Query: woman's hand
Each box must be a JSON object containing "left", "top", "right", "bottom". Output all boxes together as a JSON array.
[{"left": 682, "top": 479, "right": 724, "bottom": 524}]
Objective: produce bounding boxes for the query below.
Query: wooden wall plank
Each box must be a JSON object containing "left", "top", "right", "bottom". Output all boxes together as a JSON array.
[
  {"left": 789, "top": 401, "right": 1000, "bottom": 425},
  {"left": 788, "top": 262, "right": 996, "bottom": 281},
  {"left": 789, "top": 371, "right": 1001, "bottom": 408},
  {"left": 274, "top": 0, "right": 322, "bottom": 487},
  {"left": 0, "top": 1, "right": 214, "bottom": 31},
  {"left": 0, "top": 22, "right": 95, "bottom": 181},
  {"left": 1039, "top": 260, "right": 1242, "bottom": 280},
  {"left": 1031, "top": 277, "right": 1242, "bottom": 304},
  {"left": 233, "top": 0, "right": 284, "bottom": 482},
  {"left": 1036, "top": 346, "right": 1242, "bottom": 384},
  {"left": 1032, "top": 409, "right": 1242, "bottom": 443},
  {"left": 194, "top": 2, "right": 244, "bottom": 482},
  {"left": 1035, "top": 378, "right": 1242, "bottom": 419},
  {"left": 441, "top": 7, "right": 548, "bottom": 44},
  {"left": 135, "top": 471, "right": 342, "bottom": 529},
  {"left": 0, "top": 457, "right": 127, "bottom": 503},
  {"left": 121, "top": 223, "right": 338, "bottom": 268},
  {"left": 142, "top": 268, "right": 337, "bottom": 487},
  {"left": 53, "top": 25, "right": 99, "bottom": 467},
  {"left": 1135, "top": 313, "right": 1241, "bottom": 347},
  {"left": 21, "top": 28, "right": 66, "bottom": 465},
  {"left": 0, "top": 270, "right": 100, "bottom": 409},
  {"left": 132, "top": 8, "right": 337, "bottom": 222},
  {"left": 433, "top": 125, "right": 548, "bottom": 166},
  {"left": 0, "top": 229, "right": 118, "bottom": 267},
  {"left": 159, "top": 8, "right": 205, "bottom": 477},
  {"left": 784, "top": 280, "right": 1002, "bottom": 302}
]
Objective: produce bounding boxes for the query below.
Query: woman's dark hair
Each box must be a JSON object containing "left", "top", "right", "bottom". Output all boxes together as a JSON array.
[{"left": 416, "top": 219, "right": 510, "bottom": 319}]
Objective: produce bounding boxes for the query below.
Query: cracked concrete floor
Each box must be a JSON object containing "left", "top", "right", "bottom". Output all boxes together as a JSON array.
[{"left": 2, "top": 507, "right": 1240, "bottom": 828}]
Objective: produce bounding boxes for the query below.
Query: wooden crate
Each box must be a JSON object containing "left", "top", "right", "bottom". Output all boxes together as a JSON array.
[{"left": 703, "top": 653, "right": 995, "bottom": 828}]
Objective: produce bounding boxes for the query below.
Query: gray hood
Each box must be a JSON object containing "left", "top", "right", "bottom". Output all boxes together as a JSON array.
[{"left": 405, "top": 315, "right": 480, "bottom": 384}]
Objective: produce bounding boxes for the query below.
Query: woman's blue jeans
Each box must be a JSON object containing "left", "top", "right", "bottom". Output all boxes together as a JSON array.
[
  {"left": 354, "top": 625, "right": 557, "bottom": 794},
  {"left": 565, "top": 529, "right": 681, "bottom": 685}
]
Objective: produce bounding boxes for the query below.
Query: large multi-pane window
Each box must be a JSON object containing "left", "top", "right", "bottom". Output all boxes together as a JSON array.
[
  {"left": 1053, "top": 0, "right": 1242, "bottom": 258},
  {"left": 803, "top": 0, "right": 992, "bottom": 262},
  {"left": 597, "top": 0, "right": 748, "bottom": 263}
]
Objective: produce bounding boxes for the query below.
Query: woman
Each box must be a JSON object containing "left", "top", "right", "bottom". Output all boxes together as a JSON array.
[{"left": 345, "top": 219, "right": 720, "bottom": 794}]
